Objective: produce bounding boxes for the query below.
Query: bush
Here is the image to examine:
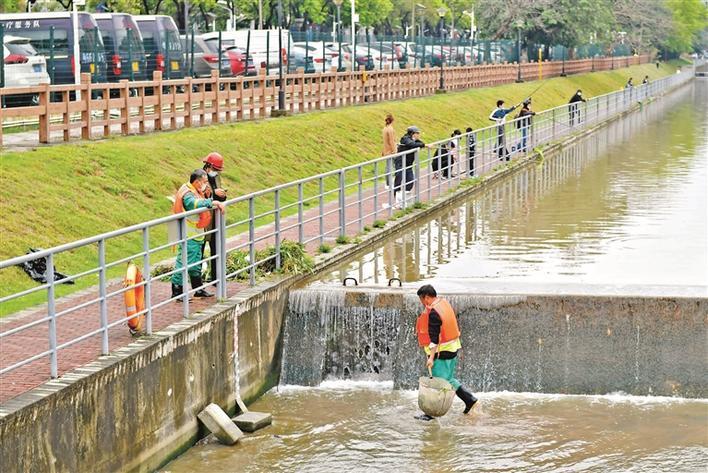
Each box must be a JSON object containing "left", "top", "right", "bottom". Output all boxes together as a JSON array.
[
  {"left": 373, "top": 220, "right": 386, "bottom": 228},
  {"left": 318, "top": 244, "right": 332, "bottom": 254},
  {"left": 225, "top": 250, "right": 252, "bottom": 281},
  {"left": 363, "top": 226, "right": 371, "bottom": 232},
  {"left": 336, "top": 235, "right": 350, "bottom": 245}
]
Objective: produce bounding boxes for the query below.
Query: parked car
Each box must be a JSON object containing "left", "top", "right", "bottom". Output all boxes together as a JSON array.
[
  {"left": 134, "top": 15, "right": 185, "bottom": 79},
  {"left": 0, "top": 12, "right": 107, "bottom": 84},
  {"left": 222, "top": 45, "right": 255, "bottom": 76},
  {"left": 2, "top": 34, "right": 50, "bottom": 106},
  {"left": 202, "top": 29, "right": 290, "bottom": 73},
  {"left": 180, "top": 35, "right": 231, "bottom": 77},
  {"left": 323, "top": 42, "right": 351, "bottom": 70},
  {"left": 341, "top": 44, "right": 374, "bottom": 70},
  {"left": 287, "top": 46, "right": 315, "bottom": 73},
  {"left": 94, "top": 13, "right": 147, "bottom": 82},
  {"left": 292, "top": 42, "right": 334, "bottom": 72}
]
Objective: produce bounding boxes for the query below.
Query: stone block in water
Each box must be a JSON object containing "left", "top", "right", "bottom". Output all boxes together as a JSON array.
[
  {"left": 233, "top": 411, "right": 273, "bottom": 432},
  {"left": 197, "top": 403, "right": 244, "bottom": 445}
]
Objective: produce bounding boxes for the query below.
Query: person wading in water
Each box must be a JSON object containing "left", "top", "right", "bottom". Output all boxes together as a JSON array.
[{"left": 416, "top": 284, "right": 477, "bottom": 420}]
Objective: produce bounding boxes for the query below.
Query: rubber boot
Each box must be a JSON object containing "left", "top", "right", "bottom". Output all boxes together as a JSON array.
[
  {"left": 190, "top": 275, "right": 214, "bottom": 298},
  {"left": 455, "top": 386, "right": 478, "bottom": 414}
]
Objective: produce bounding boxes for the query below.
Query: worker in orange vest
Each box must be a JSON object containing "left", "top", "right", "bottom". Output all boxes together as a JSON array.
[
  {"left": 171, "top": 169, "right": 225, "bottom": 300},
  {"left": 416, "top": 284, "right": 477, "bottom": 418}
]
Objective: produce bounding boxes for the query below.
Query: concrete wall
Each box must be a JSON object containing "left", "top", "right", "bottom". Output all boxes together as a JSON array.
[
  {"left": 0, "top": 285, "right": 289, "bottom": 473},
  {"left": 284, "top": 289, "right": 708, "bottom": 398}
]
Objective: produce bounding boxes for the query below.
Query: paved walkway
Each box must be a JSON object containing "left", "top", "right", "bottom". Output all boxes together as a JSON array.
[{"left": 0, "top": 146, "right": 505, "bottom": 403}]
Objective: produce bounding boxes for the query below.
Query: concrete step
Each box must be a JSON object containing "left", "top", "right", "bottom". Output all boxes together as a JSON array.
[{"left": 232, "top": 411, "right": 273, "bottom": 432}]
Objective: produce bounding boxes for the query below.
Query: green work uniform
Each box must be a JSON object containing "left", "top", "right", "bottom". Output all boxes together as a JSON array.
[
  {"left": 432, "top": 356, "right": 461, "bottom": 390},
  {"left": 171, "top": 186, "right": 213, "bottom": 286}
]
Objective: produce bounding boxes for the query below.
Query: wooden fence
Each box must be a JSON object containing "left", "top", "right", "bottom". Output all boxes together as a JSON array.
[{"left": 0, "top": 55, "right": 649, "bottom": 147}]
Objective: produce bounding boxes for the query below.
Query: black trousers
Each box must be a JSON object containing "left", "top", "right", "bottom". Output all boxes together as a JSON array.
[
  {"left": 393, "top": 157, "right": 414, "bottom": 196},
  {"left": 496, "top": 127, "right": 509, "bottom": 161},
  {"left": 202, "top": 225, "right": 219, "bottom": 282}
]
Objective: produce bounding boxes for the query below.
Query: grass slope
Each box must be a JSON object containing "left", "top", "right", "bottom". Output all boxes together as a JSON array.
[{"left": 0, "top": 62, "right": 675, "bottom": 314}]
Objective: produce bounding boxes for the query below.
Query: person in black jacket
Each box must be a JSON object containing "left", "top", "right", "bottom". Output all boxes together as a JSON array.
[
  {"left": 201, "top": 152, "right": 227, "bottom": 283},
  {"left": 515, "top": 99, "right": 535, "bottom": 152},
  {"left": 394, "top": 126, "right": 426, "bottom": 208},
  {"left": 568, "top": 89, "right": 586, "bottom": 127},
  {"left": 466, "top": 127, "right": 476, "bottom": 176}
]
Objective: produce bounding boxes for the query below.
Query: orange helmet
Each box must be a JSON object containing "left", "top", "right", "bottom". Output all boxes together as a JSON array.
[{"left": 202, "top": 152, "right": 224, "bottom": 171}]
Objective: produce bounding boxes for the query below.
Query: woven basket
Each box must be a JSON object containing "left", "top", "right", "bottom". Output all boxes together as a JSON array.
[{"left": 418, "top": 376, "right": 455, "bottom": 417}]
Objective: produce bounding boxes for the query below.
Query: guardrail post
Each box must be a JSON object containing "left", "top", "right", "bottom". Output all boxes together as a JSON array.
[
  {"left": 248, "top": 197, "right": 256, "bottom": 285},
  {"left": 357, "top": 166, "right": 363, "bottom": 232},
  {"left": 552, "top": 108, "right": 556, "bottom": 139},
  {"left": 338, "top": 169, "right": 346, "bottom": 237},
  {"left": 318, "top": 177, "right": 324, "bottom": 245},
  {"left": 81, "top": 73, "right": 92, "bottom": 140},
  {"left": 179, "top": 217, "right": 189, "bottom": 316},
  {"left": 373, "top": 161, "right": 379, "bottom": 222},
  {"left": 142, "top": 227, "right": 152, "bottom": 334},
  {"left": 47, "top": 253, "right": 58, "bottom": 378},
  {"left": 274, "top": 189, "right": 281, "bottom": 270},
  {"left": 218, "top": 210, "right": 227, "bottom": 299},
  {"left": 39, "top": 83, "right": 51, "bottom": 144},
  {"left": 297, "top": 183, "right": 304, "bottom": 243},
  {"left": 214, "top": 211, "right": 225, "bottom": 299},
  {"left": 414, "top": 149, "right": 421, "bottom": 203},
  {"left": 98, "top": 239, "right": 108, "bottom": 355}
]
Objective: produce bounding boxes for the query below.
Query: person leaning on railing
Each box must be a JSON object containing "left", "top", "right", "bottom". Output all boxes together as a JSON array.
[
  {"left": 201, "top": 152, "right": 227, "bottom": 283},
  {"left": 394, "top": 126, "right": 426, "bottom": 209},
  {"left": 171, "top": 169, "right": 226, "bottom": 301}
]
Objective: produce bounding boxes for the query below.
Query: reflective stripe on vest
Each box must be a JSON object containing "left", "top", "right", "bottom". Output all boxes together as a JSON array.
[{"left": 416, "top": 298, "right": 462, "bottom": 355}]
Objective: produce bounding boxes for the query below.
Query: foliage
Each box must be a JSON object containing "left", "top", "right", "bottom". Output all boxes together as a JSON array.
[
  {"left": 373, "top": 220, "right": 387, "bottom": 228},
  {"left": 665, "top": 0, "right": 708, "bottom": 55},
  {"left": 335, "top": 235, "right": 350, "bottom": 244},
  {"left": 318, "top": 244, "right": 331, "bottom": 254}
]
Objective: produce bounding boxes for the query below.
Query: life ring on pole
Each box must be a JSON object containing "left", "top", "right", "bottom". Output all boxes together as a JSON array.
[{"left": 124, "top": 262, "right": 145, "bottom": 335}]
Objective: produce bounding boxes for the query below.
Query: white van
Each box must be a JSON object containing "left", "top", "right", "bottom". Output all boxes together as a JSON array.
[{"left": 201, "top": 29, "right": 290, "bottom": 72}]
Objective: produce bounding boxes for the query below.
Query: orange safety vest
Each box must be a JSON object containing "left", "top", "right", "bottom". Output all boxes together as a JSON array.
[
  {"left": 172, "top": 183, "right": 212, "bottom": 231},
  {"left": 416, "top": 298, "right": 461, "bottom": 348}
]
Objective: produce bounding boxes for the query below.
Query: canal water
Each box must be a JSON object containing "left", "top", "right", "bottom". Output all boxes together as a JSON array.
[
  {"left": 319, "top": 80, "right": 707, "bottom": 293},
  {"left": 162, "top": 81, "right": 708, "bottom": 472}
]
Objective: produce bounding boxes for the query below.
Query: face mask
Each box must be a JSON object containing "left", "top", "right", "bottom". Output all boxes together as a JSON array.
[
  {"left": 208, "top": 171, "right": 218, "bottom": 179},
  {"left": 200, "top": 183, "right": 208, "bottom": 193}
]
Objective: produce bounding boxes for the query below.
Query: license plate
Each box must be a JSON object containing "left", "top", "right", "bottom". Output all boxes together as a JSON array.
[
  {"left": 132, "top": 61, "right": 139, "bottom": 72},
  {"left": 33, "top": 64, "right": 42, "bottom": 73},
  {"left": 89, "top": 63, "right": 95, "bottom": 74},
  {"left": 171, "top": 60, "right": 179, "bottom": 71}
]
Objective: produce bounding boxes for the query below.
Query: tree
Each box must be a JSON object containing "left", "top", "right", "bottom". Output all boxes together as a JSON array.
[
  {"left": 613, "top": 0, "right": 672, "bottom": 53},
  {"left": 665, "top": 0, "right": 708, "bottom": 54},
  {"left": 475, "top": 0, "right": 614, "bottom": 47}
]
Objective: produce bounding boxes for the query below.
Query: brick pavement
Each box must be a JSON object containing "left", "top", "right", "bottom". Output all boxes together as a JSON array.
[{"left": 0, "top": 147, "right": 504, "bottom": 403}]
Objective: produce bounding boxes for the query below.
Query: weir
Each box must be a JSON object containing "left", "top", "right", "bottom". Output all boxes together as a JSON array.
[{"left": 282, "top": 288, "right": 708, "bottom": 398}]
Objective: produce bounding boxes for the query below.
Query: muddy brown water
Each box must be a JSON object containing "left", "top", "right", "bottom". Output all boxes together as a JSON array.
[{"left": 162, "top": 81, "right": 708, "bottom": 472}]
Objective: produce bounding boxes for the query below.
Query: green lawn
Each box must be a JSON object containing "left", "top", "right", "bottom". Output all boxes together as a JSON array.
[{"left": 0, "top": 62, "right": 676, "bottom": 315}]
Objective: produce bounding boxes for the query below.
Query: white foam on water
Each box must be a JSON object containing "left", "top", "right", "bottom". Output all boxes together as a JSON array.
[
  {"left": 277, "top": 380, "right": 394, "bottom": 393},
  {"left": 477, "top": 390, "right": 708, "bottom": 405}
]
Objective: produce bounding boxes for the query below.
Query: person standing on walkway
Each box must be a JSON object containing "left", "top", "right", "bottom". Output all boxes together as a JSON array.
[
  {"left": 394, "top": 126, "right": 426, "bottom": 208},
  {"left": 382, "top": 114, "right": 397, "bottom": 189},
  {"left": 625, "top": 77, "right": 634, "bottom": 88},
  {"left": 466, "top": 127, "right": 476, "bottom": 176},
  {"left": 489, "top": 100, "right": 518, "bottom": 162},
  {"left": 448, "top": 129, "right": 462, "bottom": 177},
  {"left": 202, "top": 152, "right": 227, "bottom": 283},
  {"left": 642, "top": 75, "right": 649, "bottom": 85},
  {"left": 171, "top": 169, "right": 225, "bottom": 301},
  {"left": 416, "top": 284, "right": 477, "bottom": 419},
  {"left": 568, "top": 90, "right": 586, "bottom": 127},
  {"left": 515, "top": 99, "right": 535, "bottom": 152}
]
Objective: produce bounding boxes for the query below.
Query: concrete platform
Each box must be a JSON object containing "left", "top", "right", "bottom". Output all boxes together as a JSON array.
[{"left": 232, "top": 411, "right": 272, "bottom": 432}]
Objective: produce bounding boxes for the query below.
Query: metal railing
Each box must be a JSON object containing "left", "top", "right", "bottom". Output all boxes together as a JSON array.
[{"left": 0, "top": 65, "right": 695, "bottom": 386}]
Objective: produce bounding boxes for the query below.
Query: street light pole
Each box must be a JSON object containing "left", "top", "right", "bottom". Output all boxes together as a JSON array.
[
  {"left": 436, "top": 7, "right": 446, "bottom": 92},
  {"left": 515, "top": 19, "right": 523, "bottom": 82},
  {"left": 350, "top": 0, "right": 356, "bottom": 72}
]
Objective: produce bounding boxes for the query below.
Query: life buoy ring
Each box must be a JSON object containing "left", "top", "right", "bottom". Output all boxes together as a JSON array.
[{"left": 124, "top": 263, "right": 145, "bottom": 335}]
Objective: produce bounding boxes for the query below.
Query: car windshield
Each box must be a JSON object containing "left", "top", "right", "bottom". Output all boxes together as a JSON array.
[{"left": 116, "top": 16, "right": 144, "bottom": 55}]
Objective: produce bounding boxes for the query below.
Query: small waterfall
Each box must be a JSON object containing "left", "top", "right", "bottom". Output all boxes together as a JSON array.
[
  {"left": 280, "top": 289, "right": 403, "bottom": 386},
  {"left": 279, "top": 289, "right": 708, "bottom": 397}
]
